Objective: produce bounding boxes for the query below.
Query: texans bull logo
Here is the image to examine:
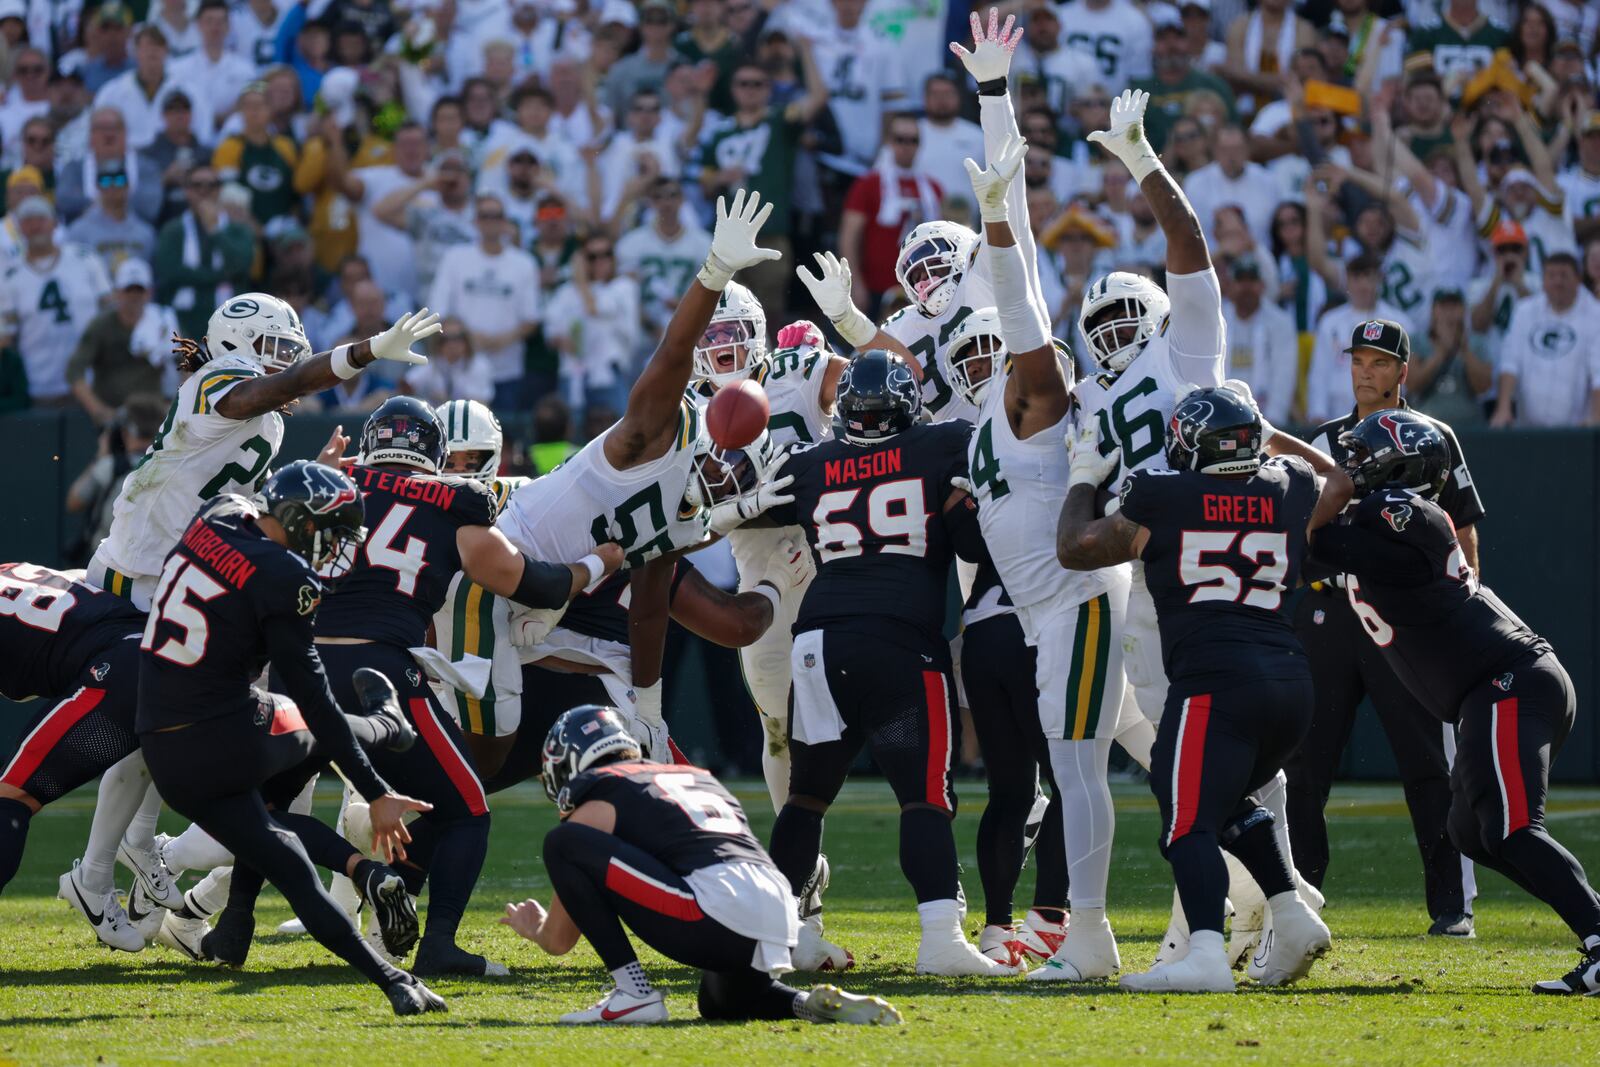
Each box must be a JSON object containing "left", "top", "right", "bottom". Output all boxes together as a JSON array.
[
  {"left": 1492, "top": 672, "right": 1514, "bottom": 692},
  {"left": 296, "top": 584, "right": 320, "bottom": 616},
  {"left": 90, "top": 662, "right": 111, "bottom": 681},
  {"left": 1381, "top": 503, "right": 1413, "bottom": 531}
]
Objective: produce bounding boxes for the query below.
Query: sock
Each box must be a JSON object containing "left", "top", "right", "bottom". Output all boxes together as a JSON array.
[
  {"left": 289, "top": 773, "right": 318, "bottom": 815},
  {"left": 226, "top": 863, "right": 267, "bottom": 915},
  {"left": 182, "top": 866, "right": 233, "bottom": 919},
  {"left": 975, "top": 787, "right": 1032, "bottom": 926},
  {"left": 1222, "top": 817, "right": 1295, "bottom": 899},
  {"left": 420, "top": 815, "right": 489, "bottom": 944},
  {"left": 1498, "top": 827, "right": 1600, "bottom": 943},
  {"left": 612, "top": 959, "right": 654, "bottom": 997},
  {"left": 81, "top": 751, "right": 151, "bottom": 894},
  {"left": 122, "top": 784, "right": 162, "bottom": 853},
  {"left": 900, "top": 807, "right": 960, "bottom": 904},
  {"left": 0, "top": 798, "right": 32, "bottom": 893},
  {"left": 760, "top": 739, "right": 790, "bottom": 816},
  {"left": 917, "top": 898, "right": 963, "bottom": 938},
  {"left": 1188, "top": 928, "right": 1226, "bottom": 960},
  {"left": 1113, "top": 693, "right": 1156, "bottom": 771},
  {"left": 768, "top": 804, "right": 824, "bottom": 895},
  {"left": 1049, "top": 737, "right": 1115, "bottom": 910},
  {"left": 1255, "top": 771, "right": 1300, "bottom": 877},
  {"left": 273, "top": 811, "right": 359, "bottom": 874},
  {"left": 165, "top": 823, "right": 233, "bottom": 874},
  {"left": 1166, "top": 833, "right": 1229, "bottom": 935}
]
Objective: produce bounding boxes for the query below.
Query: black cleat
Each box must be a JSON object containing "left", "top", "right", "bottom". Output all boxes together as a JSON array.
[
  {"left": 1532, "top": 944, "right": 1600, "bottom": 995},
  {"left": 386, "top": 973, "right": 449, "bottom": 1015},
  {"left": 1427, "top": 912, "right": 1475, "bottom": 938},
  {"left": 413, "top": 937, "right": 509, "bottom": 977},
  {"left": 200, "top": 905, "right": 256, "bottom": 967},
  {"left": 352, "top": 668, "right": 416, "bottom": 752},
  {"left": 359, "top": 862, "right": 420, "bottom": 959}
]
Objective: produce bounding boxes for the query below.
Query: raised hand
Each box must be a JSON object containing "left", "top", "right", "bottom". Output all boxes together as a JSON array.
[
  {"left": 698, "top": 189, "right": 782, "bottom": 290},
  {"left": 796, "top": 252, "right": 878, "bottom": 347},
  {"left": 1067, "top": 422, "right": 1119, "bottom": 489},
  {"left": 371, "top": 309, "right": 442, "bottom": 365},
  {"left": 776, "top": 319, "right": 824, "bottom": 349},
  {"left": 950, "top": 7, "right": 1023, "bottom": 84},
  {"left": 964, "top": 135, "right": 1027, "bottom": 223}
]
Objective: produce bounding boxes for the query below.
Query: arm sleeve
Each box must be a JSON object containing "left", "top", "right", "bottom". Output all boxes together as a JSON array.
[
  {"left": 1308, "top": 520, "right": 1432, "bottom": 586},
  {"left": 1163, "top": 267, "right": 1226, "bottom": 386},
  {"left": 978, "top": 93, "right": 1043, "bottom": 310},
  {"left": 1115, "top": 470, "right": 1159, "bottom": 526},
  {"left": 263, "top": 613, "right": 391, "bottom": 801},
  {"left": 508, "top": 555, "right": 576, "bottom": 609},
  {"left": 943, "top": 493, "right": 987, "bottom": 563}
]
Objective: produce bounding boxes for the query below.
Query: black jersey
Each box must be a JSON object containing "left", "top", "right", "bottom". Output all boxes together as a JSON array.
[
  {"left": 0, "top": 562, "right": 145, "bottom": 701},
  {"left": 1310, "top": 488, "right": 1548, "bottom": 723},
  {"left": 768, "top": 420, "right": 974, "bottom": 652},
  {"left": 315, "top": 465, "right": 497, "bottom": 648},
  {"left": 565, "top": 760, "right": 772, "bottom": 874},
  {"left": 1119, "top": 455, "right": 1319, "bottom": 687}
]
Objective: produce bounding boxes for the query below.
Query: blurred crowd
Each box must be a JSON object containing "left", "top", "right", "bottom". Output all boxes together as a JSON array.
[{"left": 0, "top": 0, "right": 1599, "bottom": 441}]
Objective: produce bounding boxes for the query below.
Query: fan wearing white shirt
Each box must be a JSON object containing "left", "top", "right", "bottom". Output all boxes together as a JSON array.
[
  {"left": 91, "top": 25, "right": 213, "bottom": 151},
  {"left": 404, "top": 319, "right": 498, "bottom": 406},
  {"left": 591, "top": 89, "right": 681, "bottom": 227},
  {"left": 469, "top": 0, "right": 592, "bottom": 87},
  {"left": 229, "top": 0, "right": 290, "bottom": 68},
  {"left": 0, "top": 197, "right": 112, "bottom": 404},
  {"left": 480, "top": 86, "right": 587, "bottom": 211},
  {"left": 1220, "top": 256, "right": 1297, "bottom": 424},
  {"left": 428, "top": 194, "right": 542, "bottom": 409},
  {"left": 616, "top": 177, "right": 713, "bottom": 335},
  {"left": 1557, "top": 116, "right": 1600, "bottom": 241},
  {"left": 0, "top": 48, "right": 50, "bottom": 168},
  {"left": 1055, "top": 0, "right": 1154, "bottom": 91},
  {"left": 1305, "top": 254, "right": 1413, "bottom": 423},
  {"left": 1009, "top": 2, "right": 1101, "bottom": 117},
  {"left": 169, "top": 0, "right": 257, "bottom": 136},
  {"left": 1490, "top": 253, "right": 1600, "bottom": 429},
  {"left": 807, "top": 0, "right": 907, "bottom": 175},
  {"left": 544, "top": 234, "right": 642, "bottom": 415},
  {"left": 915, "top": 73, "right": 986, "bottom": 217},
  {"left": 1181, "top": 125, "right": 1279, "bottom": 250}
]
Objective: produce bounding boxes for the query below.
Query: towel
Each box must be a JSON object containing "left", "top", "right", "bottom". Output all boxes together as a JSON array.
[{"left": 874, "top": 151, "right": 941, "bottom": 231}]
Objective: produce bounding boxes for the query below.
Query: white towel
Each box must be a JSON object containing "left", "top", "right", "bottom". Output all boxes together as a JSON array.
[
  {"left": 874, "top": 151, "right": 941, "bottom": 231},
  {"left": 408, "top": 646, "right": 492, "bottom": 700}
]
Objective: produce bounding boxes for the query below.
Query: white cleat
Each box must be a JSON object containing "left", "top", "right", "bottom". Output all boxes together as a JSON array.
[
  {"left": 117, "top": 840, "right": 184, "bottom": 910},
  {"left": 979, "top": 924, "right": 1023, "bottom": 966},
  {"left": 800, "top": 984, "right": 903, "bottom": 1025},
  {"left": 1248, "top": 892, "right": 1330, "bottom": 987},
  {"left": 1026, "top": 915, "right": 1120, "bottom": 981},
  {"left": 793, "top": 915, "right": 854, "bottom": 972},
  {"left": 1227, "top": 880, "right": 1266, "bottom": 970},
  {"left": 1016, "top": 908, "right": 1067, "bottom": 963},
  {"left": 277, "top": 917, "right": 308, "bottom": 935},
  {"left": 1120, "top": 943, "right": 1235, "bottom": 993},
  {"left": 1153, "top": 888, "right": 1190, "bottom": 966},
  {"left": 1299, "top": 877, "right": 1325, "bottom": 915},
  {"left": 126, "top": 879, "right": 166, "bottom": 943},
  {"left": 559, "top": 987, "right": 668, "bottom": 1025},
  {"left": 155, "top": 910, "right": 211, "bottom": 960},
  {"left": 916, "top": 935, "right": 1021, "bottom": 977},
  {"left": 58, "top": 862, "right": 144, "bottom": 952}
]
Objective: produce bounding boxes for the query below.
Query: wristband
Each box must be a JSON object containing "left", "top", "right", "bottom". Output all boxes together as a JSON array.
[
  {"left": 331, "top": 344, "right": 361, "bottom": 380},
  {"left": 749, "top": 581, "right": 781, "bottom": 612},
  {"left": 976, "top": 77, "right": 1007, "bottom": 97},
  {"left": 697, "top": 252, "right": 735, "bottom": 292},
  {"left": 832, "top": 304, "right": 879, "bottom": 349},
  {"left": 1119, "top": 141, "right": 1165, "bottom": 186},
  {"left": 577, "top": 553, "right": 606, "bottom": 589},
  {"left": 1258, "top": 417, "right": 1277, "bottom": 449}
]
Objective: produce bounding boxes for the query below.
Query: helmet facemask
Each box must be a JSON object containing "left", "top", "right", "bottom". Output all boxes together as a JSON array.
[
  {"left": 949, "top": 330, "right": 1005, "bottom": 408},
  {"left": 442, "top": 448, "right": 499, "bottom": 483},
  {"left": 311, "top": 523, "right": 367, "bottom": 580},
  {"left": 252, "top": 330, "right": 311, "bottom": 373},
  {"left": 896, "top": 236, "right": 965, "bottom": 316},
  {"left": 1082, "top": 297, "right": 1160, "bottom": 375},
  {"left": 684, "top": 430, "right": 771, "bottom": 511},
  {"left": 694, "top": 318, "right": 765, "bottom": 388}
]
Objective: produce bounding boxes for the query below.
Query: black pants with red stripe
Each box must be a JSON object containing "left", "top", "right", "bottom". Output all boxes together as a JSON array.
[
  {"left": 544, "top": 821, "right": 801, "bottom": 1021},
  {"left": 1151, "top": 674, "right": 1313, "bottom": 935},
  {"left": 315, "top": 642, "right": 491, "bottom": 946},
  {"left": 1448, "top": 651, "right": 1600, "bottom": 942}
]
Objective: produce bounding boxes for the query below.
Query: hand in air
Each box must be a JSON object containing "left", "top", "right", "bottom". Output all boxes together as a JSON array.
[
  {"left": 316, "top": 424, "right": 349, "bottom": 468},
  {"left": 796, "top": 252, "right": 856, "bottom": 322},
  {"left": 1067, "top": 422, "right": 1119, "bottom": 490},
  {"left": 371, "top": 309, "right": 442, "bottom": 365},
  {"left": 776, "top": 319, "right": 824, "bottom": 349},
  {"left": 949, "top": 8, "right": 1023, "bottom": 83},
  {"left": 963, "top": 135, "right": 1027, "bottom": 223},
  {"left": 701, "top": 189, "right": 781, "bottom": 289},
  {"left": 1086, "top": 89, "right": 1151, "bottom": 164},
  {"left": 762, "top": 536, "right": 811, "bottom": 591}
]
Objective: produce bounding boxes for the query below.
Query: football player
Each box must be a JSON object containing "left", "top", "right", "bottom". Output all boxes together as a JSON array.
[
  {"left": 135, "top": 461, "right": 445, "bottom": 1014},
  {"left": 501, "top": 705, "right": 902, "bottom": 1026},
  {"left": 309, "top": 397, "right": 623, "bottom": 977},
  {"left": 68, "top": 294, "right": 441, "bottom": 950},
  {"left": 1310, "top": 410, "right": 1600, "bottom": 996},
  {"left": 495, "top": 190, "right": 782, "bottom": 759},
  {"left": 1057, "top": 386, "right": 1351, "bottom": 992}
]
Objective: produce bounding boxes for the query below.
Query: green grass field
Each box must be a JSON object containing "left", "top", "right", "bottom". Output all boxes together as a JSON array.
[{"left": 2, "top": 780, "right": 1598, "bottom": 1066}]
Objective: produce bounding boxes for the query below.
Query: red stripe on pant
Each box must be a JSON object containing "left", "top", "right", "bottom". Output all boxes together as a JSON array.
[
  {"left": 605, "top": 858, "right": 705, "bottom": 920},
  {"left": 1493, "top": 698, "right": 1529, "bottom": 836},
  {"left": 1168, "top": 694, "right": 1212, "bottom": 845},
  {"left": 922, "top": 671, "right": 952, "bottom": 811},
  {"left": 1, "top": 687, "right": 105, "bottom": 789},
  {"left": 409, "top": 698, "right": 489, "bottom": 816},
  {"left": 269, "top": 701, "right": 308, "bottom": 735}
]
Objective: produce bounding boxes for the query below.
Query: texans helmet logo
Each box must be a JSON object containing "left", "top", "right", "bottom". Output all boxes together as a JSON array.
[
  {"left": 90, "top": 662, "right": 110, "bottom": 681},
  {"left": 1381, "top": 503, "right": 1413, "bottom": 531},
  {"left": 1492, "top": 672, "right": 1514, "bottom": 692},
  {"left": 406, "top": 669, "right": 422, "bottom": 687},
  {"left": 1362, "top": 320, "right": 1385, "bottom": 341},
  {"left": 1376, "top": 412, "right": 1421, "bottom": 453},
  {"left": 296, "top": 584, "right": 320, "bottom": 616}
]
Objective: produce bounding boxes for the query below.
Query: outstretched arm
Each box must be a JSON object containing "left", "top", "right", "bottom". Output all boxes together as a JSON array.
[
  {"left": 1088, "top": 88, "right": 1210, "bottom": 277},
  {"left": 1055, "top": 423, "right": 1149, "bottom": 568},
  {"left": 793, "top": 252, "right": 917, "bottom": 365},
  {"left": 458, "top": 525, "right": 624, "bottom": 608}
]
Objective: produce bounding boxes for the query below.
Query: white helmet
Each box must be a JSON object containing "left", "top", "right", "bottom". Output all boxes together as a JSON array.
[
  {"left": 1077, "top": 272, "right": 1170, "bottom": 377},
  {"left": 206, "top": 293, "right": 311, "bottom": 372},
  {"left": 895, "top": 221, "right": 979, "bottom": 317},
  {"left": 683, "top": 422, "right": 776, "bottom": 512},
  {"left": 436, "top": 399, "right": 502, "bottom": 483},
  {"left": 693, "top": 281, "right": 767, "bottom": 388},
  {"left": 941, "top": 307, "right": 1007, "bottom": 408}
]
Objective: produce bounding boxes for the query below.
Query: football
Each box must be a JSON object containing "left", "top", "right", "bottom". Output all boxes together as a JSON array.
[{"left": 706, "top": 378, "right": 770, "bottom": 450}]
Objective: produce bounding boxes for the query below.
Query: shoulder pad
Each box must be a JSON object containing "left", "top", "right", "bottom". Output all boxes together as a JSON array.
[{"left": 445, "top": 476, "right": 498, "bottom": 523}]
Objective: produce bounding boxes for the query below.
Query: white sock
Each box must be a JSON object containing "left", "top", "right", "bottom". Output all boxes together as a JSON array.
[
  {"left": 1188, "top": 929, "right": 1226, "bottom": 959},
  {"left": 187, "top": 866, "right": 233, "bottom": 918},
  {"left": 1266, "top": 889, "right": 1303, "bottom": 920},
  {"left": 917, "top": 898, "right": 963, "bottom": 939},
  {"left": 612, "top": 960, "right": 654, "bottom": 997},
  {"left": 760, "top": 734, "right": 790, "bottom": 816},
  {"left": 121, "top": 784, "right": 162, "bottom": 854},
  {"left": 1072, "top": 905, "right": 1106, "bottom": 928},
  {"left": 1048, "top": 737, "right": 1115, "bottom": 911},
  {"left": 81, "top": 751, "right": 151, "bottom": 894},
  {"left": 1255, "top": 771, "right": 1299, "bottom": 876},
  {"left": 166, "top": 823, "right": 233, "bottom": 874},
  {"left": 289, "top": 773, "right": 318, "bottom": 816},
  {"left": 1166, "top": 887, "right": 1190, "bottom": 939}
]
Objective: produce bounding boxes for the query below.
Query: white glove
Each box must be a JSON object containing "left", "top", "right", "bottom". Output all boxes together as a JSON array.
[
  {"left": 707, "top": 471, "right": 796, "bottom": 536},
  {"left": 370, "top": 308, "right": 442, "bottom": 366},
  {"left": 698, "top": 189, "right": 781, "bottom": 291},
  {"left": 948, "top": 8, "right": 1023, "bottom": 83},
  {"left": 1067, "top": 423, "right": 1119, "bottom": 490},
  {"left": 949, "top": 474, "right": 975, "bottom": 495},
  {"left": 964, "top": 135, "right": 1026, "bottom": 224},
  {"left": 796, "top": 252, "right": 878, "bottom": 349},
  {"left": 761, "top": 536, "right": 812, "bottom": 592},
  {"left": 1086, "top": 89, "right": 1164, "bottom": 185},
  {"left": 1222, "top": 377, "right": 1275, "bottom": 444}
]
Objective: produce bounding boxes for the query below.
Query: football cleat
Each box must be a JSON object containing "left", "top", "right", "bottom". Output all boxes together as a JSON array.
[
  {"left": 352, "top": 668, "right": 418, "bottom": 752},
  {"left": 387, "top": 974, "right": 449, "bottom": 1015},
  {"left": 1428, "top": 911, "right": 1475, "bottom": 938},
  {"left": 276, "top": 917, "right": 308, "bottom": 936},
  {"left": 57, "top": 862, "right": 144, "bottom": 952},
  {"left": 1153, "top": 888, "right": 1190, "bottom": 966},
  {"left": 1227, "top": 878, "right": 1266, "bottom": 969},
  {"left": 559, "top": 987, "right": 668, "bottom": 1025},
  {"left": 1532, "top": 942, "right": 1600, "bottom": 995},
  {"left": 1247, "top": 892, "right": 1330, "bottom": 986},
  {"left": 979, "top": 924, "right": 1024, "bottom": 966},
  {"left": 1026, "top": 914, "right": 1119, "bottom": 981},
  {"left": 360, "top": 865, "right": 420, "bottom": 959},
  {"left": 798, "top": 854, "right": 830, "bottom": 922},
  {"left": 126, "top": 879, "right": 165, "bottom": 942},
  {"left": 118, "top": 840, "right": 184, "bottom": 910},
  {"left": 155, "top": 910, "right": 211, "bottom": 960},
  {"left": 794, "top": 916, "right": 854, "bottom": 972},
  {"left": 1016, "top": 908, "right": 1068, "bottom": 962},
  {"left": 413, "top": 937, "right": 509, "bottom": 977},
  {"left": 916, "top": 934, "right": 1020, "bottom": 977},
  {"left": 201, "top": 905, "right": 256, "bottom": 968},
  {"left": 1119, "top": 944, "right": 1235, "bottom": 993},
  {"left": 800, "top": 985, "right": 903, "bottom": 1025}
]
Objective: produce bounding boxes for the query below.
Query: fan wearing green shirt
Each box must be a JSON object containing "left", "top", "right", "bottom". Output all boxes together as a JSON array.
[{"left": 1131, "top": 20, "right": 1236, "bottom": 153}]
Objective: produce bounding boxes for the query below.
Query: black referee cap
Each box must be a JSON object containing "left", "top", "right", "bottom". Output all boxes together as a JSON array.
[{"left": 1343, "top": 318, "right": 1409, "bottom": 363}]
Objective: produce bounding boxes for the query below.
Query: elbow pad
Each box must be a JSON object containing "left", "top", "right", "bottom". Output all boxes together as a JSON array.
[{"left": 510, "top": 555, "right": 575, "bottom": 610}]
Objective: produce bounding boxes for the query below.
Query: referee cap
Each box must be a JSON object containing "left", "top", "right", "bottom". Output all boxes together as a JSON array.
[{"left": 1343, "top": 318, "right": 1409, "bottom": 363}]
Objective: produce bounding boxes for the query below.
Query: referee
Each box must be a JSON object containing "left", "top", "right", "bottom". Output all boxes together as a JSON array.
[{"left": 1284, "top": 318, "right": 1485, "bottom": 937}]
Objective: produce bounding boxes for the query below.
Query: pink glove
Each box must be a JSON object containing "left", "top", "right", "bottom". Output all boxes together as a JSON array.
[{"left": 777, "top": 320, "right": 824, "bottom": 348}]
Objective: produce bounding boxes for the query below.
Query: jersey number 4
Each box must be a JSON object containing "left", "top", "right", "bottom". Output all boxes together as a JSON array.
[
  {"left": 1179, "top": 530, "right": 1287, "bottom": 609},
  {"left": 142, "top": 556, "right": 226, "bottom": 666},
  {"left": 812, "top": 479, "right": 928, "bottom": 562},
  {"left": 364, "top": 503, "right": 429, "bottom": 595}
]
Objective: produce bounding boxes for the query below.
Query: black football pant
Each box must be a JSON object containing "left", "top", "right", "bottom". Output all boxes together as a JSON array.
[
  {"left": 1152, "top": 675, "right": 1313, "bottom": 935},
  {"left": 317, "top": 642, "right": 490, "bottom": 947},
  {"left": 961, "top": 612, "right": 1068, "bottom": 926},
  {"left": 0, "top": 635, "right": 140, "bottom": 893},
  {"left": 770, "top": 632, "right": 961, "bottom": 907},
  {"left": 1448, "top": 652, "right": 1600, "bottom": 942},
  {"left": 544, "top": 821, "right": 802, "bottom": 1021},
  {"left": 1286, "top": 591, "right": 1465, "bottom": 919},
  {"left": 141, "top": 701, "right": 404, "bottom": 989}
]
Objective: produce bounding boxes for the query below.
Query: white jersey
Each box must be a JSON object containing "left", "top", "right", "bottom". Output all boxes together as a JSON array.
[
  {"left": 881, "top": 267, "right": 994, "bottom": 424},
  {"left": 1558, "top": 166, "right": 1600, "bottom": 230},
  {"left": 616, "top": 222, "right": 713, "bottom": 330},
  {"left": 807, "top": 23, "right": 906, "bottom": 170},
  {"left": 1055, "top": 0, "right": 1154, "bottom": 91},
  {"left": 95, "top": 355, "right": 284, "bottom": 581},
  {"left": 1379, "top": 230, "right": 1433, "bottom": 322},
  {"left": 968, "top": 359, "right": 1116, "bottom": 612},
  {"left": 0, "top": 244, "right": 111, "bottom": 399}
]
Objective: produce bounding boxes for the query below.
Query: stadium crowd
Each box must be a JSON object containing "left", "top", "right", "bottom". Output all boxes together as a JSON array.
[{"left": 0, "top": 0, "right": 1598, "bottom": 438}]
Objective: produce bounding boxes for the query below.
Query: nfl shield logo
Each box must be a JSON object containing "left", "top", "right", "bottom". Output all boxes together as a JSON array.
[
  {"left": 1362, "top": 321, "right": 1384, "bottom": 341},
  {"left": 1313, "top": 610, "right": 1325, "bottom": 625},
  {"left": 803, "top": 653, "right": 816, "bottom": 669}
]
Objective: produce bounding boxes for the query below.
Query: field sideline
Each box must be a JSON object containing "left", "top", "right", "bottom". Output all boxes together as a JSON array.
[{"left": 2, "top": 780, "right": 1598, "bottom": 1066}]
